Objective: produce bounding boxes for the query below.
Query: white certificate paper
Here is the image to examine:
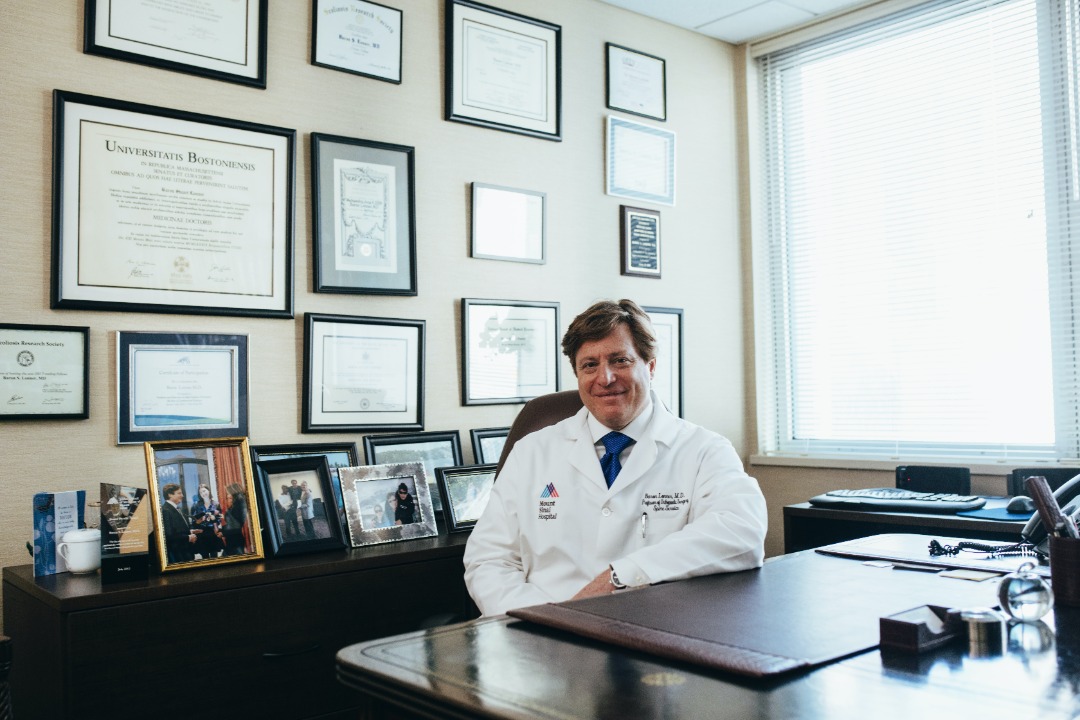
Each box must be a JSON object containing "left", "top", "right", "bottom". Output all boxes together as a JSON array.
[
  {"left": 92, "top": 0, "right": 262, "bottom": 81},
  {"left": 333, "top": 159, "right": 397, "bottom": 274},
  {"left": 0, "top": 328, "right": 86, "bottom": 417},
  {"left": 607, "top": 45, "right": 666, "bottom": 120},
  {"left": 607, "top": 116, "right": 676, "bottom": 206},
  {"left": 314, "top": 0, "right": 402, "bottom": 83},
  {"left": 130, "top": 346, "right": 238, "bottom": 429},
  {"left": 466, "top": 303, "right": 558, "bottom": 402}
]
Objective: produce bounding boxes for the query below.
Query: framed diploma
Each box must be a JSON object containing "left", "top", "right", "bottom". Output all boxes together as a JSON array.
[
  {"left": 118, "top": 332, "right": 248, "bottom": 444},
  {"left": 643, "top": 306, "right": 683, "bottom": 418},
  {"left": 144, "top": 437, "right": 265, "bottom": 572},
  {"left": 446, "top": 0, "right": 562, "bottom": 141},
  {"left": 606, "top": 115, "right": 676, "bottom": 206},
  {"left": 117, "top": 331, "right": 249, "bottom": 445},
  {"left": 84, "top": 0, "right": 268, "bottom": 88},
  {"left": 471, "top": 183, "right": 546, "bottom": 264},
  {"left": 620, "top": 205, "right": 661, "bottom": 278},
  {"left": 51, "top": 91, "right": 295, "bottom": 318},
  {"left": 0, "top": 324, "right": 89, "bottom": 421},
  {"left": 606, "top": 44, "right": 667, "bottom": 121},
  {"left": 303, "top": 313, "right": 424, "bottom": 432},
  {"left": 312, "top": 0, "right": 403, "bottom": 84},
  {"left": 461, "top": 298, "right": 560, "bottom": 406},
  {"left": 311, "top": 133, "right": 417, "bottom": 295}
]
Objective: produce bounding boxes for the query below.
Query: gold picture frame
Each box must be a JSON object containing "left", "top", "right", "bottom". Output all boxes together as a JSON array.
[{"left": 145, "top": 437, "right": 264, "bottom": 572}]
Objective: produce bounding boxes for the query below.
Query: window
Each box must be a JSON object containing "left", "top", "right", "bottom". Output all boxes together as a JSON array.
[{"left": 755, "top": 0, "right": 1080, "bottom": 464}]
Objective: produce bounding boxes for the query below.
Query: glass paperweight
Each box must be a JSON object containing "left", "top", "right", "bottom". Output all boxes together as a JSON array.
[{"left": 997, "top": 561, "right": 1053, "bottom": 621}]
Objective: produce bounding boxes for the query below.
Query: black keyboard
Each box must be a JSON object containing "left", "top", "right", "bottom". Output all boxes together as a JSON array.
[{"left": 808, "top": 487, "right": 987, "bottom": 513}]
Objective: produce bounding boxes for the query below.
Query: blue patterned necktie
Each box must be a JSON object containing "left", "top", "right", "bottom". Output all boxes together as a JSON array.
[{"left": 600, "top": 431, "right": 635, "bottom": 487}]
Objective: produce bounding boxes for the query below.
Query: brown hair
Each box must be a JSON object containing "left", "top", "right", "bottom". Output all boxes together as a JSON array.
[
  {"left": 162, "top": 483, "right": 181, "bottom": 501},
  {"left": 561, "top": 299, "right": 656, "bottom": 372}
]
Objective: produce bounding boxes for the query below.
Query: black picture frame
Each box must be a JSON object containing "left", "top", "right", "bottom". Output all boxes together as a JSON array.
[
  {"left": 436, "top": 464, "right": 497, "bottom": 532},
  {"left": 605, "top": 43, "right": 667, "bottom": 121},
  {"left": 643, "top": 306, "right": 684, "bottom": 418},
  {"left": 84, "top": 0, "right": 269, "bottom": 88},
  {"left": 470, "top": 427, "right": 509, "bottom": 465},
  {"left": 311, "top": 133, "right": 418, "bottom": 295},
  {"left": 117, "top": 332, "right": 248, "bottom": 445},
  {"left": 0, "top": 323, "right": 89, "bottom": 421},
  {"left": 445, "top": 0, "right": 562, "bottom": 141},
  {"left": 303, "top": 313, "right": 425, "bottom": 432},
  {"left": 253, "top": 456, "right": 348, "bottom": 557},
  {"left": 363, "top": 431, "right": 463, "bottom": 513},
  {"left": 461, "top": 298, "right": 561, "bottom": 406},
  {"left": 250, "top": 441, "right": 359, "bottom": 540},
  {"left": 52, "top": 90, "right": 295, "bottom": 318},
  {"left": 312, "top": 0, "right": 403, "bottom": 84},
  {"left": 620, "top": 205, "right": 661, "bottom": 278}
]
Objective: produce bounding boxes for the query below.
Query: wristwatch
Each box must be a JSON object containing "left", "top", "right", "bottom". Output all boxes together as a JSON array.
[{"left": 609, "top": 566, "right": 627, "bottom": 589}]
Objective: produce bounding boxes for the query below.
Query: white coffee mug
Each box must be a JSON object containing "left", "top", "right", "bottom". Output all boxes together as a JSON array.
[{"left": 57, "top": 528, "right": 101, "bottom": 574}]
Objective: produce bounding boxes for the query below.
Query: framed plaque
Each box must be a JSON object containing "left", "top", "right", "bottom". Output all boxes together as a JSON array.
[
  {"left": 461, "top": 298, "right": 560, "bottom": 406},
  {"left": 643, "top": 306, "right": 683, "bottom": 418},
  {"left": 312, "top": 0, "right": 403, "bottom": 84},
  {"left": 620, "top": 205, "right": 661, "bottom": 278},
  {"left": 606, "top": 115, "right": 676, "bottom": 206},
  {"left": 606, "top": 43, "right": 667, "bottom": 121},
  {"left": 51, "top": 90, "right": 295, "bottom": 318},
  {"left": 471, "top": 183, "right": 546, "bottom": 264},
  {"left": 117, "top": 331, "right": 248, "bottom": 445},
  {"left": 311, "top": 133, "right": 417, "bottom": 295},
  {"left": 303, "top": 313, "right": 424, "bottom": 432},
  {"left": 84, "top": 0, "right": 268, "bottom": 88},
  {"left": 446, "top": 0, "right": 561, "bottom": 140},
  {"left": 0, "top": 324, "right": 89, "bottom": 421}
]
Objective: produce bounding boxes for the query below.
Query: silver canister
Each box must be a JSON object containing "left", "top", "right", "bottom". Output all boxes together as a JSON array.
[{"left": 960, "top": 607, "right": 1006, "bottom": 656}]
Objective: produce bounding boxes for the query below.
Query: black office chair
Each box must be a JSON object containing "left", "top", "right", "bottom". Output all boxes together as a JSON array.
[
  {"left": 895, "top": 465, "right": 971, "bottom": 495},
  {"left": 1008, "top": 468, "right": 1080, "bottom": 496},
  {"left": 495, "top": 390, "right": 584, "bottom": 477}
]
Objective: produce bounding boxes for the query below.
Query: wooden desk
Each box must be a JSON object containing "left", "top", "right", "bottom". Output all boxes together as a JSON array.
[
  {"left": 4, "top": 533, "right": 475, "bottom": 720},
  {"left": 336, "top": 548, "right": 1076, "bottom": 720},
  {"left": 783, "top": 502, "right": 1026, "bottom": 553}
]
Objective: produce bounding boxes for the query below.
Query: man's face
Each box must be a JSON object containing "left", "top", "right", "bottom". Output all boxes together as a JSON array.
[
  {"left": 291, "top": 479, "right": 298, "bottom": 486},
  {"left": 574, "top": 324, "right": 655, "bottom": 430},
  {"left": 168, "top": 489, "right": 183, "bottom": 504}
]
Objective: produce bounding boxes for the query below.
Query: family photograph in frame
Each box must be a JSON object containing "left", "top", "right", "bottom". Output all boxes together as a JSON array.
[
  {"left": 250, "top": 441, "right": 358, "bottom": 539},
  {"left": 253, "top": 456, "right": 347, "bottom": 557},
  {"left": 144, "top": 437, "right": 264, "bottom": 572},
  {"left": 436, "top": 464, "right": 497, "bottom": 533},
  {"left": 339, "top": 462, "right": 438, "bottom": 546}
]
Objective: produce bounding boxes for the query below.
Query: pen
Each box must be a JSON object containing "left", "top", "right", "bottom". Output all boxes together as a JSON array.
[{"left": 641, "top": 512, "right": 648, "bottom": 539}]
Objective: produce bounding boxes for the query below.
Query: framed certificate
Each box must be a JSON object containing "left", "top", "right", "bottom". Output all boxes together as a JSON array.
[
  {"left": 311, "top": 133, "right": 417, "bottom": 295},
  {"left": 0, "top": 324, "right": 89, "bottom": 421},
  {"left": 446, "top": 0, "right": 561, "bottom": 141},
  {"left": 117, "top": 332, "right": 248, "bottom": 445},
  {"left": 51, "top": 91, "right": 295, "bottom": 318},
  {"left": 471, "top": 183, "right": 546, "bottom": 264},
  {"left": 461, "top": 298, "right": 560, "bottom": 406},
  {"left": 643, "top": 306, "right": 683, "bottom": 418},
  {"left": 606, "top": 43, "right": 667, "bottom": 121},
  {"left": 84, "top": 0, "right": 268, "bottom": 88},
  {"left": 312, "top": 0, "right": 403, "bottom": 84},
  {"left": 620, "top": 205, "right": 661, "bottom": 278},
  {"left": 606, "top": 115, "right": 676, "bottom": 206},
  {"left": 303, "top": 313, "right": 424, "bottom": 432}
]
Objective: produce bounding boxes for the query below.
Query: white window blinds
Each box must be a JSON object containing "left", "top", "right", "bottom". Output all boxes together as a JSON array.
[{"left": 756, "top": 0, "right": 1080, "bottom": 463}]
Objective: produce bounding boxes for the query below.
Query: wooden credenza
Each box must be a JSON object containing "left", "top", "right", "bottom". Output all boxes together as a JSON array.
[{"left": 3, "top": 533, "right": 474, "bottom": 719}]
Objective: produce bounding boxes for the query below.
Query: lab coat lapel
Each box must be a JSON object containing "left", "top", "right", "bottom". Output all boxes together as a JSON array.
[
  {"left": 563, "top": 408, "right": 608, "bottom": 489},
  {"left": 609, "top": 400, "right": 680, "bottom": 495}
]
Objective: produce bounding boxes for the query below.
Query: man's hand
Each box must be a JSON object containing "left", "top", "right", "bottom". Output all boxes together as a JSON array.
[{"left": 570, "top": 569, "right": 616, "bottom": 601}]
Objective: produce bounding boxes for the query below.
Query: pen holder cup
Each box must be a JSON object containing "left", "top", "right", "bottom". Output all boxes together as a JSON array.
[{"left": 1049, "top": 536, "right": 1080, "bottom": 607}]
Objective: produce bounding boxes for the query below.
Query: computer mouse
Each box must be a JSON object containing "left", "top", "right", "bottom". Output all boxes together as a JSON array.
[{"left": 1007, "top": 495, "right": 1036, "bottom": 514}]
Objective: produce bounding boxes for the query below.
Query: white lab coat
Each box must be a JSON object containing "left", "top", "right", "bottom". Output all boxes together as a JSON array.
[{"left": 463, "top": 397, "right": 768, "bottom": 616}]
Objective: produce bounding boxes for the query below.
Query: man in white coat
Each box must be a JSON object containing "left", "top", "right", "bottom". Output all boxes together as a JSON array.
[{"left": 463, "top": 299, "right": 767, "bottom": 616}]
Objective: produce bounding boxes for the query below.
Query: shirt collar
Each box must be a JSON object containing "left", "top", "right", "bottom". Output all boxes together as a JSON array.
[{"left": 587, "top": 395, "right": 654, "bottom": 444}]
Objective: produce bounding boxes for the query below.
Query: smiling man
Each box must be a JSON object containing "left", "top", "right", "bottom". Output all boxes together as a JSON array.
[{"left": 463, "top": 299, "right": 767, "bottom": 616}]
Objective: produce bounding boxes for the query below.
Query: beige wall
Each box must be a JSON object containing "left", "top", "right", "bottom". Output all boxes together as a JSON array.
[{"left": 0, "top": 0, "right": 749, "bottom": 626}]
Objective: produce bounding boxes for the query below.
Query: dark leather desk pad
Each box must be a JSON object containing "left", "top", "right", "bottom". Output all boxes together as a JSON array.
[{"left": 507, "top": 547, "right": 998, "bottom": 677}]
